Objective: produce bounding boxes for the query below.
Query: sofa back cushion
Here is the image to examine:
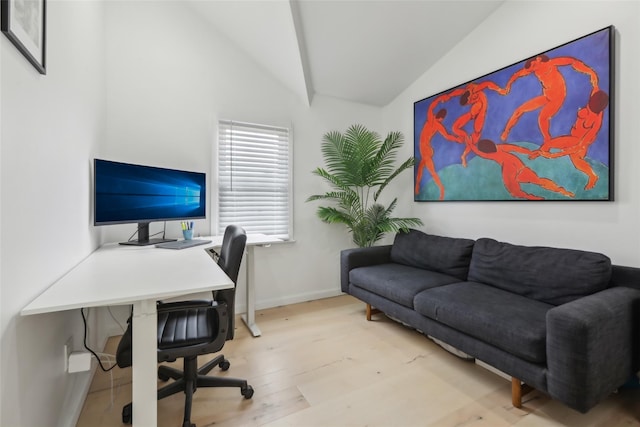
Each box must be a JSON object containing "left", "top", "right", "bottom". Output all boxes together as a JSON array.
[
  {"left": 390, "top": 229, "right": 475, "bottom": 281},
  {"left": 468, "top": 238, "right": 612, "bottom": 305}
]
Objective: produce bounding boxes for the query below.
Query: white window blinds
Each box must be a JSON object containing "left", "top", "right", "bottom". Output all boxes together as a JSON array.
[{"left": 217, "top": 120, "right": 291, "bottom": 239}]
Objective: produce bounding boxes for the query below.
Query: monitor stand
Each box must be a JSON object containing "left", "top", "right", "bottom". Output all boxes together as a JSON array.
[{"left": 119, "top": 222, "right": 177, "bottom": 246}]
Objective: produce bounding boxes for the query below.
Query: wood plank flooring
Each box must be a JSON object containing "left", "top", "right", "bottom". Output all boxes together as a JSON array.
[{"left": 77, "top": 295, "right": 640, "bottom": 427}]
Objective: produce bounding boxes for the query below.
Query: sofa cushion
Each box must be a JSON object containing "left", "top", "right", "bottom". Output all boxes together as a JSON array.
[
  {"left": 390, "top": 230, "right": 475, "bottom": 281},
  {"left": 468, "top": 238, "right": 612, "bottom": 306},
  {"left": 350, "top": 263, "right": 462, "bottom": 309},
  {"left": 414, "top": 282, "right": 553, "bottom": 364}
]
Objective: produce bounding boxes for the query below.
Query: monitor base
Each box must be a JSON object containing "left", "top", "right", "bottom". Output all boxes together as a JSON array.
[{"left": 119, "top": 238, "right": 177, "bottom": 246}]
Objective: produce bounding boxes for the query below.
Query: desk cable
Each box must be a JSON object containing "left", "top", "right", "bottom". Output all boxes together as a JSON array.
[
  {"left": 125, "top": 221, "right": 168, "bottom": 243},
  {"left": 81, "top": 308, "right": 127, "bottom": 410},
  {"left": 81, "top": 308, "right": 117, "bottom": 372}
]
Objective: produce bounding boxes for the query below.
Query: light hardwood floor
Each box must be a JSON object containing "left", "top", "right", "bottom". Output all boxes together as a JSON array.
[{"left": 77, "top": 295, "right": 640, "bottom": 427}]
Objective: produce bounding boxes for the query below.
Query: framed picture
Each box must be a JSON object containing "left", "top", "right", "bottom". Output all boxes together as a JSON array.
[
  {"left": 414, "top": 26, "right": 613, "bottom": 201},
  {"left": 1, "top": 0, "right": 46, "bottom": 74}
]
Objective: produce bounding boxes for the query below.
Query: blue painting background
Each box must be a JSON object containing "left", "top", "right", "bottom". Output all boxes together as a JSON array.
[{"left": 414, "top": 27, "right": 611, "bottom": 201}]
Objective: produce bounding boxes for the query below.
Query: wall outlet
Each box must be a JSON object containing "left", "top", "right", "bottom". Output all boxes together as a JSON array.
[{"left": 63, "top": 336, "right": 73, "bottom": 373}]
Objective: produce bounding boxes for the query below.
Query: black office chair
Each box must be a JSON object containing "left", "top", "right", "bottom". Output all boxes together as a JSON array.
[{"left": 116, "top": 225, "right": 253, "bottom": 427}]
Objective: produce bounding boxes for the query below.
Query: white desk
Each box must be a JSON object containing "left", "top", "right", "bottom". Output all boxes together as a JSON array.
[
  {"left": 206, "top": 233, "right": 283, "bottom": 337},
  {"left": 21, "top": 242, "right": 233, "bottom": 427}
]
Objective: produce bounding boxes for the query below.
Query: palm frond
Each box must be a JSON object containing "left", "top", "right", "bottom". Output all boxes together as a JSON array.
[
  {"left": 373, "top": 157, "right": 415, "bottom": 201},
  {"left": 308, "top": 124, "right": 420, "bottom": 247},
  {"left": 366, "top": 131, "right": 403, "bottom": 183},
  {"left": 311, "top": 167, "right": 353, "bottom": 193},
  {"left": 316, "top": 206, "right": 355, "bottom": 228}
]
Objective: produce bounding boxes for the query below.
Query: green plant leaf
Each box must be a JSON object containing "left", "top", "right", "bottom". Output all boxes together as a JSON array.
[{"left": 307, "top": 124, "right": 422, "bottom": 247}]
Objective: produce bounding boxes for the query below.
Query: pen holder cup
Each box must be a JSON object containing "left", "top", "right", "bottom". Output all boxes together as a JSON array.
[{"left": 183, "top": 229, "right": 194, "bottom": 240}]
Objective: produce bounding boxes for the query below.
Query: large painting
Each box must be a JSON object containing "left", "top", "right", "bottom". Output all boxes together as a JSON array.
[{"left": 414, "top": 26, "right": 613, "bottom": 201}]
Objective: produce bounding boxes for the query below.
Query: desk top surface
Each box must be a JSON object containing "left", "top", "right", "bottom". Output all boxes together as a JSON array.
[
  {"left": 21, "top": 234, "right": 284, "bottom": 316},
  {"left": 21, "top": 240, "right": 233, "bottom": 316}
]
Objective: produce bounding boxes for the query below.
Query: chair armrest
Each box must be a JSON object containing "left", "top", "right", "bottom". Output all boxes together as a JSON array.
[
  {"left": 340, "top": 245, "right": 392, "bottom": 293},
  {"left": 546, "top": 286, "right": 640, "bottom": 412},
  {"left": 157, "top": 299, "right": 217, "bottom": 312}
]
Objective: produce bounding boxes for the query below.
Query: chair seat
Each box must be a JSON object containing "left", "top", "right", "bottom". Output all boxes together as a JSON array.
[
  {"left": 158, "top": 307, "right": 217, "bottom": 350},
  {"left": 116, "top": 224, "right": 251, "bottom": 427}
]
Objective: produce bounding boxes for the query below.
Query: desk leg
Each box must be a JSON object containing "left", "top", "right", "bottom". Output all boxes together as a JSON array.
[
  {"left": 131, "top": 299, "right": 158, "bottom": 427},
  {"left": 241, "top": 246, "right": 261, "bottom": 337}
]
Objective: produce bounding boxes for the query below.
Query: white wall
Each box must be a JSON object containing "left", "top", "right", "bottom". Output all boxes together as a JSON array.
[
  {"left": 102, "top": 1, "right": 384, "bottom": 321},
  {"left": 5, "top": 1, "right": 636, "bottom": 425},
  {"left": 0, "top": 1, "right": 105, "bottom": 425},
  {"left": 385, "top": 0, "right": 640, "bottom": 265}
]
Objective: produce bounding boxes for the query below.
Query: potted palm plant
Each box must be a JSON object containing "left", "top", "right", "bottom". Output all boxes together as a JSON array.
[{"left": 307, "top": 124, "right": 423, "bottom": 247}]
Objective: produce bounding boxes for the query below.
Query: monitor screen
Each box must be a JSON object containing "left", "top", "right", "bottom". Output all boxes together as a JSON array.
[{"left": 94, "top": 159, "right": 206, "bottom": 245}]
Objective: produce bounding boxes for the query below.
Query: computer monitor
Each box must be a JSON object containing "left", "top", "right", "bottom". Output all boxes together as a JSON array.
[{"left": 94, "top": 158, "right": 206, "bottom": 246}]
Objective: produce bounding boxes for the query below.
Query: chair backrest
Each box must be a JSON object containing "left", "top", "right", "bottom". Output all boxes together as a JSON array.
[
  {"left": 218, "top": 225, "right": 247, "bottom": 283},
  {"left": 214, "top": 225, "right": 247, "bottom": 340}
]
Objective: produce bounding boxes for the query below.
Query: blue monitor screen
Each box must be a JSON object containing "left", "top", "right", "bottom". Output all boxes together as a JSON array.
[{"left": 94, "top": 159, "right": 206, "bottom": 225}]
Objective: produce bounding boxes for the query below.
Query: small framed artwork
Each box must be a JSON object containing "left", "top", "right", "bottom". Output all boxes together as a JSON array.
[
  {"left": 1, "top": 0, "right": 46, "bottom": 74},
  {"left": 414, "top": 26, "right": 613, "bottom": 201}
]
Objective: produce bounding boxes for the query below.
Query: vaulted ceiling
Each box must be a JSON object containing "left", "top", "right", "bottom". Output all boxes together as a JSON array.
[{"left": 186, "top": 0, "right": 505, "bottom": 107}]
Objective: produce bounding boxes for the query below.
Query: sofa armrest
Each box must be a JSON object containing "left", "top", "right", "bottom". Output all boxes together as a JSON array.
[
  {"left": 340, "top": 245, "right": 392, "bottom": 293},
  {"left": 546, "top": 286, "right": 640, "bottom": 412}
]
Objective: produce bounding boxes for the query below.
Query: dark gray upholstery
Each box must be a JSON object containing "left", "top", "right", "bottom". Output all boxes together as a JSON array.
[
  {"left": 350, "top": 263, "right": 461, "bottom": 308},
  {"left": 546, "top": 286, "right": 640, "bottom": 412},
  {"left": 414, "top": 282, "right": 552, "bottom": 364},
  {"left": 610, "top": 265, "right": 640, "bottom": 291},
  {"left": 340, "top": 229, "right": 640, "bottom": 414},
  {"left": 390, "top": 229, "right": 474, "bottom": 280},
  {"left": 340, "top": 245, "right": 392, "bottom": 293},
  {"left": 469, "top": 238, "right": 612, "bottom": 305}
]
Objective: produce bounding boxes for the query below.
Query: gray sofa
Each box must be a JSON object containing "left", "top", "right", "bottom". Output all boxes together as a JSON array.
[{"left": 340, "top": 229, "right": 640, "bottom": 413}]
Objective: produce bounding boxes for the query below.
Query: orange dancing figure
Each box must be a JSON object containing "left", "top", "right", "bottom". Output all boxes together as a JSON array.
[
  {"left": 472, "top": 139, "right": 574, "bottom": 200},
  {"left": 530, "top": 90, "right": 609, "bottom": 190},
  {"left": 449, "top": 81, "right": 506, "bottom": 167},
  {"left": 500, "top": 54, "right": 599, "bottom": 143},
  {"left": 415, "top": 92, "right": 459, "bottom": 199}
]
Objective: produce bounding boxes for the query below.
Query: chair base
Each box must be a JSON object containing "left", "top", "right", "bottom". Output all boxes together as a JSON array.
[{"left": 121, "top": 354, "right": 253, "bottom": 426}]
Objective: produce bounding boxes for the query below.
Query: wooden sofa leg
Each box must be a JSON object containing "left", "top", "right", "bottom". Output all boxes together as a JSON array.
[
  {"left": 511, "top": 377, "right": 534, "bottom": 408},
  {"left": 365, "top": 304, "right": 380, "bottom": 321}
]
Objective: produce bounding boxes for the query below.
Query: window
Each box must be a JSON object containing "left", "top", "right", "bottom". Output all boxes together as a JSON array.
[{"left": 216, "top": 119, "right": 292, "bottom": 239}]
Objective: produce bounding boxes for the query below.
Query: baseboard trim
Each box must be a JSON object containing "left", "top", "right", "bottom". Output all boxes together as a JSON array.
[
  {"left": 58, "top": 335, "right": 107, "bottom": 427},
  {"left": 237, "top": 288, "right": 343, "bottom": 313}
]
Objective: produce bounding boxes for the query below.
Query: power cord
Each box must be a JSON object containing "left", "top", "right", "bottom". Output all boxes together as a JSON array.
[
  {"left": 149, "top": 221, "right": 167, "bottom": 239},
  {"left": 126, "top": 222, "right": 167, "bottom": 242},
  {"left": 79, "top": 308, "right": 125, "bottom": 411},
  {"left": 80, "top": 308, "right": 117, "bottom": 372},
  {"left": 93, "top": 351, "right": 118, "bottom": 409},
  {"left": 126, "top": 226, "right": 140, "bottom": 243}
]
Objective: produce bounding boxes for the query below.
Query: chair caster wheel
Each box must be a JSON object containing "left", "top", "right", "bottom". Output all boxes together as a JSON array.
[
  {"left": 219, "top": 359, "right": 231, "bottom": 371},
  {"left": 182, "top": 421, "right": 195, "bottom": 427},
  {"left": 122, "top": 403, "right": 132, "bottom": 424},
  {"left": 242, "top": 385, "right": 254, "bottom": 399},
  {"left": 158, "top": 371, "right": 170, "bottom": 381}
]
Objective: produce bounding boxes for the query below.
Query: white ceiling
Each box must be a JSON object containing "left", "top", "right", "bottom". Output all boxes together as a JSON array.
[{"left": 186, "top": 0, "right": 505, "bottom": 107}]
